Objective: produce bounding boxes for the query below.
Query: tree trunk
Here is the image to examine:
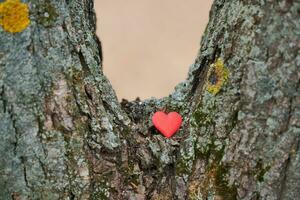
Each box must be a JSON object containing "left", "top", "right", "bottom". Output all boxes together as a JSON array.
[{"left": 0, "top": 0, "right": 299, "bottom": 199}]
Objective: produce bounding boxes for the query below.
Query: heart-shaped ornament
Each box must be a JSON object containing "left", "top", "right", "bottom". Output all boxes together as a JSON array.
[{"left": 152, "top": 111, "right": 183, "bottom": 138}]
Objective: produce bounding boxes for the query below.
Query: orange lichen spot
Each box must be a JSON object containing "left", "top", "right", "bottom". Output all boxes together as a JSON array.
[
  {"left": 206, "top": 58, "right": 229, "bottom": 95},
  {"left": 0, "top": 0, "right": 30, "bottom": 33}
]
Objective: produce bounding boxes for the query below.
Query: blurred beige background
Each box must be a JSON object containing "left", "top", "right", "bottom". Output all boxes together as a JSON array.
[{"left": 95, "top": 1, "right": 213, "bottom": 100}]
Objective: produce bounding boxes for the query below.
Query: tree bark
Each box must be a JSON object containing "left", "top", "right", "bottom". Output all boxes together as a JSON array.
[{"left": 0, "top": 0, "right": 299, "bottom": 199}]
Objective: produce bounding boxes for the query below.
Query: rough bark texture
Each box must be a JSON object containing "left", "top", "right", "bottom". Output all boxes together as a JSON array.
[{"left": 0, "top": 0, "right": 299, "bottom": 199}]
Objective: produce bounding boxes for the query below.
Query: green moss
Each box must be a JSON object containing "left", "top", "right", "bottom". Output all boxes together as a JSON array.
[
  {"left": 192, "top": 108, "right": 212, "bottom": 127},
  {"left": 175, "top": 158, "right": 190, "bottom": 175},
  {"left": 90, "top": 182, "right": 110, "bottom": 200},
  {"left": 192, "top": 104, "right": 216, "bottom": 128},
  {"left": 122, "top": 162, "right": 140, "bottom": 186},
  {"left": 35, "top": 2, "right": 58, "bottom": 27},
  {"left": 90, "top": 174, "right": 115, "bottom": 199},
  {"left": 214, "top": 164, "right": 237, "bottom": 200},
  {"left": 72, "top": 70, "right": 84, "bottom": 83},
  {"left": 187, "top": 161, "right": 237, "bottom": 200},
  {"left": 192, "top": 138, "right": 237, "bottom": 199},
  {"left": 254, "top": 159, "right": 271, "bottom": 182},
  {"left": 226, "top": 110, "right": 239, "bottom": 133},
  {"left": 194, "top": 137, "right": 225, "bottom": 165}
]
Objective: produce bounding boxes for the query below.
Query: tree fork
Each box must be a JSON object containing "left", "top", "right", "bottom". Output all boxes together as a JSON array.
[{"left": 0, "top": 0, "right": 299, "bottom": 199}]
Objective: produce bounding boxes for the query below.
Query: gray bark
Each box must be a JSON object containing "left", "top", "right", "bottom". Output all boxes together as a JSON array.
[{"left": 0, "top": 0, "right": 299, "bottom": 199}]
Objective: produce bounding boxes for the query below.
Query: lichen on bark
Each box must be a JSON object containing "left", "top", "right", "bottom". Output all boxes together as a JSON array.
[{"left": 0, "top": 0, "right": 299, "bottom": 199}]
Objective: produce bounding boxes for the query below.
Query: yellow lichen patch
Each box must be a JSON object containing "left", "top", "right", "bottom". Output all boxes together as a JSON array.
[
  {"left": 206, "top": 58, "right": 229, "bottom": 95},
  {"left": 0, "top": 0, "right": 30, "bottom": 33}
]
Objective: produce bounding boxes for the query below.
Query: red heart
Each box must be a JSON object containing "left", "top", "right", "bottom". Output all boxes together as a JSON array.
[{"left": 152, "top": 111, "right": 182, "bottom": 138}]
